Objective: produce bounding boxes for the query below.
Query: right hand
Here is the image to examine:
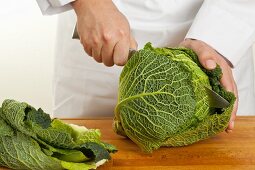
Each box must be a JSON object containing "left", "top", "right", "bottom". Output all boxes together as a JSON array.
[{"left": 72, "top": 0, "right": 137, "bottom": 66}]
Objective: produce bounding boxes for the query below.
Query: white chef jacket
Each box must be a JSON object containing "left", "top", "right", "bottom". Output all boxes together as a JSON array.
[{"left": 36, "top": 0, "right": 255, "bottom": 117}]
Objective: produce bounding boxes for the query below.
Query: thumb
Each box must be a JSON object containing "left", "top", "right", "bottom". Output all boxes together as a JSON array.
[
  {"left": 203, "top": 59, "right": 217, "bottom": 70},
  {"left": 180, "top": 39, "right": 216, "bottom": 70},
  {"left": 196, "top": 51, "right": 217, "bottom": 70}
]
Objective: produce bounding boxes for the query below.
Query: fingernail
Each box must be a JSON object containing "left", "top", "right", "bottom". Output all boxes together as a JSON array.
[
  {"left": 226, "top": 129, "right": 232, "bottom": 133},
  {"left": 205, "top": 60, "right": 216, "bottom": 69},
  {"left": 230, "top": 121, "right": 235, "bottom": 129},
  {"left": 226, "top": 121, "right": 235, "bottom": 133}
]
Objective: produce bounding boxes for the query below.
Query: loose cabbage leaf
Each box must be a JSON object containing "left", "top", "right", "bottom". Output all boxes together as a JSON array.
[
  {"left": 0, "top": 99, "right": 117, "bottom": 170},
  {"left": 114, "top": 43, "right": 235, "bottom": 152},
  {"left": 0, "top": 130, "right": 62, "bottom": 170}
]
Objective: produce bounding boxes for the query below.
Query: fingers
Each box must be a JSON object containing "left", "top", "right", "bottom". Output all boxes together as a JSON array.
[
  {"left": 218, "top": 63, "right": 238, "bottom": 133},
  {"left": 226, "top": 100, "right": 237, "bottom": 133},
  {"left": 101, "top": 34, "right": 116, "bottom": 66},
  {"left": 226, "top": 81, "right": 238, "bottom": 133},
  {"left": 113, "top": 35, "right": 137, "bottom": 66},
  {"left": 82, "top": 41, "right": 92, "bottom": 57},
  {"left": 130, "top": 35, "right": 138, "bottom": 50},
  {"left": 81, "top": 35, "right": 103, "bottom": 62},
  {"left": 218, "top": 61, "right": 238, "bottom": 133},
  {"left": 113, "top": 38, "right": 130, "bottom": 66},
  {"left": 195, "top": 50, "right": 217, "bottom": 70},
  {"left": 92, "top": 44, "right": 102, "bottom": 63},
  {"left": 82, "top": 37, "right": 136, "bottom": 67},
  {"left": 226, "top": 98, "right": 238, "bottom": 133},
  {"left": 81, "top": 33, "right": 136, "bottom": 66},
  {"left": 220, "top": 65, "right": 234, "bottom": 92}
]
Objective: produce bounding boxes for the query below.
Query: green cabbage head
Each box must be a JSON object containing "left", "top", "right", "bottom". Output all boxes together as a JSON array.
[{"left": 114, "top": 43, "right": 235, "bottom": 153}]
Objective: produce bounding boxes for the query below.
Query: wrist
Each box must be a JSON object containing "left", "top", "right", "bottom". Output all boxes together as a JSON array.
[
  {"left": 71, "top": 0, "right": 85, "bottom": 15},
  {"left": 71, "top": 0, "right": 113, "bottom": 15}
]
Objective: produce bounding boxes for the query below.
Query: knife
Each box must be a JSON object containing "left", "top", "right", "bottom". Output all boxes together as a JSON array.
[
  {"left": 204, "top": 86, "right": 230, "bottom": 108},
  {"left": 72, "top": 24, "right": 79, "bottom": 39},
  {"left": 72, "top": 25, "right": 230, "bottom": 108}
]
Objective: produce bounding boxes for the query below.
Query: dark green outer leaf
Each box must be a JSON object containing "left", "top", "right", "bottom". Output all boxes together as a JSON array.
[
  {"left": 1, "top": 100, "right": 36, "bottom": 138},
  {"left": 80, "top": 142, "right": 111, "bottom": 162},
  {"left": 0, "top": 132, "right": 62, "bottom": 170}
]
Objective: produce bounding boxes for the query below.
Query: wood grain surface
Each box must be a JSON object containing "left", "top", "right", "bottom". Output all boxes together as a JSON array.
[{"left": 1, "top": 116, "right": 254, "bottom": 170}]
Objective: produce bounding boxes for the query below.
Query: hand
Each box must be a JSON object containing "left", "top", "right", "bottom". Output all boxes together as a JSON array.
[
  {"left": 71, "top": 0, "right": 137, "bottom": 66},
  {"left": 180, "top": 39, "right": 238, "bottom": 133}
]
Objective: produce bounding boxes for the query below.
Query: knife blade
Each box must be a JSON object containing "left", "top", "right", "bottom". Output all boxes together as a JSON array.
[
  {"left": 204, "top": 86, "right": 230, "bottom": 108},
  {"left": 72, "top": 24, "right": 79, "bottom": 39}
]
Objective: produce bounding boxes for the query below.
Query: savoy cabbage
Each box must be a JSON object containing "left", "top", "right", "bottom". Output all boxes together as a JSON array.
[
  {"left": 114, "top": 43, "right": 235, "bottom": 152},
  {"left": 0, "top": 99, "right": 117, "bottom": 170}
]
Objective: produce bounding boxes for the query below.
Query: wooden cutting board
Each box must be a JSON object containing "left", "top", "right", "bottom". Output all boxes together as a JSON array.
[{"left": 1, "top": 116, "right": 254, "bottom": 170}]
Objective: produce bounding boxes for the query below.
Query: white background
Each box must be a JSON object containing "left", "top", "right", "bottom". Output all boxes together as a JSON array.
[{"left": 0, "top": 1, "right": 57, "bottom": 114}]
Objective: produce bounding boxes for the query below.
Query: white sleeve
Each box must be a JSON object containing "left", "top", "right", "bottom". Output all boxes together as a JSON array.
[
  {"left": 36, "top": 0, "right": 75, "bottom": 15},
  {"left": 186, "top": 0, "right": 255, "bottom": 67}
]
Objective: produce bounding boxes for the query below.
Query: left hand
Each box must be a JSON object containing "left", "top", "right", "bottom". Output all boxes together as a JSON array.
[{"left": 180, "top": 39, "right": 238, "bottom": 133}]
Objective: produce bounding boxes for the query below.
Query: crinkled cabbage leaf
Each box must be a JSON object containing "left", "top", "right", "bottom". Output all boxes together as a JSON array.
[
  {"left": 114, "top": 43, "right": 235, "bottom": 152},
  {"left": 0, "top": 100, "right": 117, "bottom": 170}
]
